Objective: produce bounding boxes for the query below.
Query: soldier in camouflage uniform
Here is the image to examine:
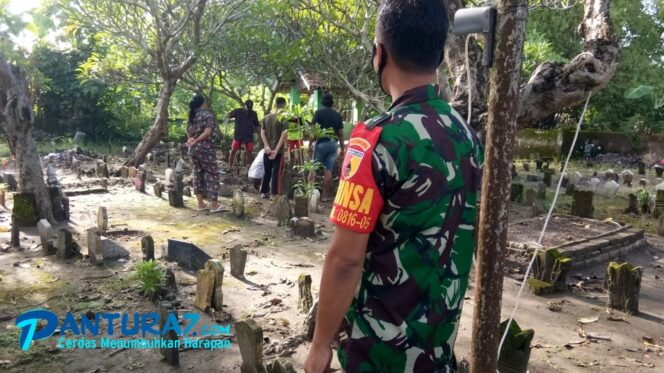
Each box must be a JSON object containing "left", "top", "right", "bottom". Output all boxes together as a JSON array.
[{"left": 305, "top": 1, "right": 483, "bottom": 373}]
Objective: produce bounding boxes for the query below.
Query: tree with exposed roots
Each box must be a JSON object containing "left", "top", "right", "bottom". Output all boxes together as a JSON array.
[{"left": 0, "top": 54, "right": 54, "bottom": 221}]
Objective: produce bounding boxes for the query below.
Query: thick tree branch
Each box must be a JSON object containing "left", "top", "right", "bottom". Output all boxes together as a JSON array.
[{"left": 517, "top": 0, "right": 620, "bottom": 128}]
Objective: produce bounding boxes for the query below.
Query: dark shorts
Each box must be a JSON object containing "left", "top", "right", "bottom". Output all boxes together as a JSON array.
[{"left": 313, "top": 141, "right": 338, "bottom": 171}]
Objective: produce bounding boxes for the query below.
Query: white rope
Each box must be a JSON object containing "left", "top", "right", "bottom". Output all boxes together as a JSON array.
[
  {"left": 465, "top": 34, "right": 474, "bottom": 125},
  {"left": 497, "top": 92, "right": 593, "bottom": 362}
]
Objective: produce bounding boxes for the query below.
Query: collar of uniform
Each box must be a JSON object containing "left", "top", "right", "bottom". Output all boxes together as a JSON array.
[{"left": 388, "top": 84, "right": 442, "bottom": 111}]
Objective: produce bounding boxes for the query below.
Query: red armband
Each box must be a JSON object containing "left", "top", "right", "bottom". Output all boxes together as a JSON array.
[{"left": 330, "top": 122, "right": 384, "bottom": 233}]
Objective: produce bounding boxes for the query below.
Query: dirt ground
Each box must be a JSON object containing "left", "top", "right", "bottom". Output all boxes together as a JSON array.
[{"left": 0, "top": 161, "right": 663, "bottom": 372}]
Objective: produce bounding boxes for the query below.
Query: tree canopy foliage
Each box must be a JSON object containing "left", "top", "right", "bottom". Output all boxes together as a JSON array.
[{"left": 2, "top": 0, "right": 663, "bottom": 153}]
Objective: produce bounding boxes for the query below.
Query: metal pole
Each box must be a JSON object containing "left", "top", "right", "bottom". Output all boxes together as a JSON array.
[{"left": 470, "top": 1, "right": 528, "bottom": 372}]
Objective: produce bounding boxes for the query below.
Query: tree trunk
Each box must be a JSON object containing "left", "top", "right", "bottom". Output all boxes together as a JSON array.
[
  {"left": 0, "top": 54, "right": 54, "bottom": 222},
  {"left": 126, "top": 79, "right": 177, "bottom": 166},
  {"left": 470, "top": 1, "right": 528, "bottom": 372}
]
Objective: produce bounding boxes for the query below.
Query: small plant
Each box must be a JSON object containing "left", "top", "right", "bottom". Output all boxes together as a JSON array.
[
  {"left": 307, "top": 123, "right": 338, "bottom": 142},
  {"left": 294, "top": 179, "right": 320, "bottom": 198},
  {"left": 135, "top": 260, "right": 165, "bottom": 296},
  {"left": 293, "top": 160, "right": 323, "bottom": 197},
  {"left": 635, "top": 188, "right": 652, "bottom": 213},
  {"left": 294, "top": 160, "right": 323, "bottom": 175}
]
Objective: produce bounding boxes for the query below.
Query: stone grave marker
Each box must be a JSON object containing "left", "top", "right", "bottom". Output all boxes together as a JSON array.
[
  {"left": 97, "top": 206, "right": 108, "bottom": 233},
  {"left": 510, "top": 183, "right": 524, "bottom": 204},
  {"left": 536, "top": 183, "right": 546, "bottom": 200},
  {"left": 163, "top": 269, "right": 177, "bottom": 293},
  {"left": 230, "top": 245, "right": 247, "bottom": 278},
  {"left": 153, "top": 182, "right": 164, "bottom": 198},
  {"left": 291, "top": 218, "right": 315, "bottom": 237},
  {"left": 522, "top": 162, "right": 530, "bottom": 172},
  {"left": 133, "top": 171, "right": 146, "bottom": 193},
  {"left": 205, "top": 259, "right": 224, "bottom": 311},
  {"left": 625, "top": 193, "right": 639, "bottom": 214},
  {"left": 168, "top": 189, "right": 184, "bottom": 208},
  {"left": 233, "top": 190, "right": 245, "bottom": 217},
  {"left": 100, "top": 178, "right": 108, "bottom": 190},
  {"left": 302, "top": 302, "right": 318, "bottom": 341},
  {"left": 141, "top": 235, "right": 155, "bottom": 261},
  {"left": 37, "top": 219, "right": 55, "bottom": 255},
  {"left": 605, "top": 262, "right": 642, "bottom": 315},
  {"left": 639, "top": 178, "right": 648, "bottom": 188},
  {"left": 163, "top": 239, "right": 211, "bottom": 271},
  {"left": 182, "top": 186, "right": 192, "bottom": 197},
  {"left": 270, "top": 195, "right": 292, "bottom": 226},
  {"left": 265, "top": 360, "right": 297, "bottom": 373},
  {"left": 524, "top": 188, "right": 536, "bottom": 205},
  {"left": 655, "top": 190, "right": 664, "bottom": 218},
  {"left": 56, "top": 228, "right": 75, "bottom": 259},
  {"left": 194, "top": 268, "right": 216, "bottom": 311},
  {"left": 298, "top": 274, "right": 313, "bottom": 314},
  {"left": 3, "top": 173, "right": 17, "bottom": 191},
  {"left": 542, "top": 170, "right": 554, "bottom": 188},
  {"left": 497, "top": 320, "right": 534, "bottom": 373},
  {"left": 658, "top": 215, "right": 664, "bottom": 237},
  {"left": 638, "top": 161, "right": 646, "bottom": 175},
  {"left": 293, "top": 195, "right": 309, "bottom": 218},
  {"left": 309, "top": 189, "right": 321, "bottom": 214},
  {"left": 164, "top": 168, "right": 174, "bottom": 186},
  {"left": 62, "top": 197, "right": 70, "bottom": 221},
  {"left": 236, "top": 319, "right": 266, "bottom": 373},
  {"left": 87, "top": 228, "right": 103, "bottom": 265},
  {"left": 127, "top": 167, "right": 138, "bottom": 178},
  {"left": 622, "top": 171, "right": 634, "bottom": 187},
  {"left": 49, "top": 187, "right": 66, "bottom": 222},
  {"left": 46, "top": 164, "right": 58, "bottom": 186},
  {"left": 571, "top": 190, "right": 594, "bottom": 218},
  {"left": 101, "top": 240, "right": 130, "bottom": 260},
  {"left": 10, "top": 215, "right": 19, "bottom": 247},
  {"left": 158, "top": 302, "right": 180, "bottom": 365}
]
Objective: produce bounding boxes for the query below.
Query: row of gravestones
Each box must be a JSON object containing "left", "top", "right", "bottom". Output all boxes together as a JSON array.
[
  {"left": 154, "top": 237, "right": 314, "bottom": 370},
  {"left": 35, "top": 206, "right": 129, "bottom": 261},
  {"left": 526, "top": 248, "right": 644, "bottom": 315}
]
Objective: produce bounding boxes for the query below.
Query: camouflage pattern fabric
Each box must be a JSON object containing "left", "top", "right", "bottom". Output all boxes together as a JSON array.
[{"left": 332, "top": 84, "right": 484, "bottom": 373}]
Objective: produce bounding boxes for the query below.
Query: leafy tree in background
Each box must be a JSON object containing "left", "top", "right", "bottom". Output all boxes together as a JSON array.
[{"left": 63, "top": 0, "right": 251, "bottom": 166}]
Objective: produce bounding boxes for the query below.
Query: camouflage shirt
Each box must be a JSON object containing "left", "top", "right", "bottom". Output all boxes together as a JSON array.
[{"left": 330, "top": 84, "right": 483, "bottom": 373}]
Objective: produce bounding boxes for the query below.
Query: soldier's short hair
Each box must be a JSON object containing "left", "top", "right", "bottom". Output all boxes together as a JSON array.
[{"left": 377, "top": 0, "right": 448, "bottom": 73}]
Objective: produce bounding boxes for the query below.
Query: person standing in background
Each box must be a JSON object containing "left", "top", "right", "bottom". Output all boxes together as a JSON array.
[
  {"left": 227, "top": 99, "right": 260, "bottom": 172},
  {"left": 311, "top": 93, "right": 345, "bottom": 201},
  {"left": 186, "top": 94, "right": 225, "bottom": 213},
  {"left": 260, "top": 97, "right": 288, "bottom": 199}
]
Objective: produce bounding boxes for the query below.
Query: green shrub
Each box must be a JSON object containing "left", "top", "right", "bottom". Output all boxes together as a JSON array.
[{"left": 135, "top": 260, "right": 165, "bottom": 296}]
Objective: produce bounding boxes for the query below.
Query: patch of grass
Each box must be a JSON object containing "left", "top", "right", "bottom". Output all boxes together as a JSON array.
[
  {"left": 135, "top": 260, "right": 165, "bottom": 296},
  {"left": 0, "top": 330, "right": 62, "bottom": 369}
]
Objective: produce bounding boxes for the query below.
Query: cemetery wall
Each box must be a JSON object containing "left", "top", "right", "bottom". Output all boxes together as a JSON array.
[{"left": 515, "top": 129, "right": 664, "bottom": 158}]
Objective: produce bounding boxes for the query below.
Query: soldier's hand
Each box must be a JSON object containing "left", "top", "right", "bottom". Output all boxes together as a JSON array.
[{"left": 304, "top": 342, "right": 332, "bottom": 373}]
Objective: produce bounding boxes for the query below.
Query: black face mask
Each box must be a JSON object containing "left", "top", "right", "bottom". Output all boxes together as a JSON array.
[{"left": 372, "top": 43, "right": 389, "bottom": 96}]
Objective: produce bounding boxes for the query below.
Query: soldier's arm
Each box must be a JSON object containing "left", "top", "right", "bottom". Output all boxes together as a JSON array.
[{"left": 311, "top": 227, "right": 369, "bottom": 350}]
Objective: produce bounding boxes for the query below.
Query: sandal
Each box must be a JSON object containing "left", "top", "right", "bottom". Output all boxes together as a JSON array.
[
  {"left": 210, "top": 206, "right": 229, "bottom": 213},
  {"left": 195, "top": 206, "right": 209, "bottom": 211}
]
